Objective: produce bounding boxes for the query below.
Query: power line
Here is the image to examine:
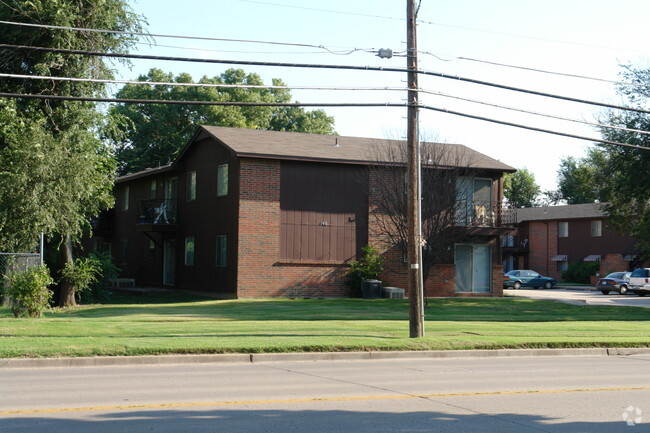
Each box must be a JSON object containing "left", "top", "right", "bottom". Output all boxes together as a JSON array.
[
  {"left": 0, "top": 72, "right": 407, "bottom": 93},
  {"left": 454, "top": 56, "right": 650, "bottom": 89},
  {"left": 0, "top": 19, "right": 377, "bottom": 56},
  {"left": 420, "top": 105, "right": 649, "bottom": 151},
  {"left": 1, "top": 91, "right": 646, "bottom": 151},
  {"left": 420, "top": 88, "right": 650, "bottom": 137},
  {"left": 5, "top": 70, "right": 647, "bottom": 137},
  {"left": 2, "top": 43, "right": 649, "bottom": 116},
  {"left": 238, "top": 0, "right": 650, "bottom": 56}
]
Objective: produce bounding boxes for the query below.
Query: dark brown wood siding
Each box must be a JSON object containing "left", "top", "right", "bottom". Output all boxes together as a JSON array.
[{"left": 280, "top": 161, "right": 367, "bottom": 261}]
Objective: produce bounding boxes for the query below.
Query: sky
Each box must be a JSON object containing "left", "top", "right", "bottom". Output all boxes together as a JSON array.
[{"left": 115, "top": 0, "right": 650, "bottom": 192}]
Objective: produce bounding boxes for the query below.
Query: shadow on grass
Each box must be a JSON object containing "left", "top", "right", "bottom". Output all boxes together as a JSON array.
[{"left": 41, "top": 296, "right": 650, "bottom": 322}]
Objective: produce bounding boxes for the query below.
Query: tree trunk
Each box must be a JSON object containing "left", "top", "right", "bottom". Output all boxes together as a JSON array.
[{"left": 58, "top": 236, "right": 76, "bottom": 307}]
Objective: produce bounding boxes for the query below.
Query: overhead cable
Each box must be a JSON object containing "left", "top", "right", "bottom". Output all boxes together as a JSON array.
[
  {"left": 238, "top": 0, "right": 650, "bottom": 56},
  {"left": 0, "top": 20, "right": 376, "bottom": 56},
  {"left": 1, "top": 91, "right": 646, "bottom": 151},
  {"left": 4, "top": 71, "right": 647, "bottom": 137},
  {"left": 0, "top": 72, "right": 407, "bottom": 92},
  {"left": 1, "top": 43, "right": 649, "bottom": 116},
  {"left": 420, "top": 89, "right": 650, "bottom": 137}
]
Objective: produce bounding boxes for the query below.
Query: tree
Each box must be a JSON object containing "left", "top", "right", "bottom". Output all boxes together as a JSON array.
[
  {"left": 553, "top": 149, "right": 610, "bottom": 204},
  {"left": 107, "top": 68, "right": 336, "bottom": 174},
  {"left": 369, "top": 139, "right": 480, "bottom": 285},
  {"left": 503, "top": 168, "right": 540, "bottom": 208},
  {"left": 592, "top": 63, "right": 650, "bottom": 256},
  {"left": 0, "top": 0, "right": 144, "bottom": 306}
]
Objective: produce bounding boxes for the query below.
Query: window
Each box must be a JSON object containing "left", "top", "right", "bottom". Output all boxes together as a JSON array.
[
  {"left": 150, "top": 180, "right": 157, "bottom": 199},
  {"left": 122, "top": 186, "right": 130, "bottom": 211},
  {"left": 184, "top": 237, "right": 195, "bottom": 266},
  {"left": 558, "top": 221, "right": 569, "bottom": 238},
  {"left": 120, "top": 238, "right": 128, "bottom": 265},
  {"left": 591, "top": 220, "right": 602, "bottom": 237},
  {"left": 216, "top": 235, "right": 227, "bottom": 267},
  {"left": 557, "top": 261, "right": 568, "bottom": 273},
  {"left": 148, "top": 239, "right": 156, "bottom": 259},
  {"left": 217, "top": 163, "right": 228, "bottom": 196},
  {"left": 187, "top": 171, "right": 197, "bottom": 201}
]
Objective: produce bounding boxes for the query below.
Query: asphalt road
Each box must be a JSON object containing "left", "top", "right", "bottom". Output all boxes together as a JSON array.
[
  {"left": 505, "top": 287, "right": 650, "bottom": 308},
  {"left": 2, "top": 354, "right": 649, "bottom": 432}
]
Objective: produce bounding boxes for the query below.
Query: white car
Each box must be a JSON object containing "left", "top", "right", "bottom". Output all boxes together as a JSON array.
[{"left": 628, "top": 268, "right": 650, "bottom": 297}]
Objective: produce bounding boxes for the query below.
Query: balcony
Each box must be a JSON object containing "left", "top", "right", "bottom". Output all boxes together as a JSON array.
[
  {"left": 455, "top": 200, "right": 517, "bottom": 236},
  {"left": 136, "top": 199, "right": 178, "bottom": 232}
]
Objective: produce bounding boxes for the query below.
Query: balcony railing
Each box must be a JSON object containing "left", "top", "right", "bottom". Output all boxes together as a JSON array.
[
  {"left": 455, "top": 200, "right": 516, "bottom": 229},
  {"left": 138, "top": 199, "right": 178, "bottom": 225}
]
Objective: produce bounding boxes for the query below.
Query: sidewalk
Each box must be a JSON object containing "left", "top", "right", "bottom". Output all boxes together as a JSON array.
[{"left": 3, "top": 347, "right": 650, "bottom": 369}]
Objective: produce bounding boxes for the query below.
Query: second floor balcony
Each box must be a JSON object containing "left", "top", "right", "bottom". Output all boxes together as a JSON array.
[
  {"left": 137, "top": 199, "right": 178, "bottom": 230},
  {"left": 455, "top": 200, "right": 517, "bottom": 235}
]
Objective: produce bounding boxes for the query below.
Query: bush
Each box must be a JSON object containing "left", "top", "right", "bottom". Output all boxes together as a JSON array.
[
  {"left": 562, "top": 261, "right": 599, "bottom": 284},
  {"left": 4, "top": 265, "right": 53, "bottom": 318},
  {"left": 60, "top": 255, "right": 105, "bottom": 304},
  {"left": 79, "top": 251, "right": 120, "bottom": 303},
  {"left": 345, "top": 245, "right": 383, "bottom": 295}
]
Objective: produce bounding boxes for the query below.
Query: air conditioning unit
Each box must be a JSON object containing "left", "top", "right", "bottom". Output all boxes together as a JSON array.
[{"left": 383, "top": 287, "right": 405, "bottom": 299}]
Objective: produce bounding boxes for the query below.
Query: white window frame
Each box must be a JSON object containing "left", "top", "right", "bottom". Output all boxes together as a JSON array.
[
  {"left": 558, "top": 221, "right": 569, "bottom": 238},
  {"left": 217, "top": 164, "right": 229, "bottom": 197},
  {"left": 122, "top": 186, "right": 130, "bottom": 211},
  {"left": 184, "top": 236, "right": 195, "bottom": 266},
  {"left": 187, "top": 171, "right": 197, "bottom": 201},
  {"left": 591, "top": 220, "right": 602, "bottom": 237}
]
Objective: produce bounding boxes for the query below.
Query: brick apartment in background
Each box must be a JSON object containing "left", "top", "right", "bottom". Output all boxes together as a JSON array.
[
  {"left": 502, "top": 203, "right": 643, "bottom": 281},
  {"left": 90, "top": 126, "right": 516, "bottom": 298}
]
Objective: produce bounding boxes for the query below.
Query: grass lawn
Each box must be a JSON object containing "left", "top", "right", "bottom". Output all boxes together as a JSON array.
[{"left": 1, "top": 293, "right": 650, "bottom": 358}]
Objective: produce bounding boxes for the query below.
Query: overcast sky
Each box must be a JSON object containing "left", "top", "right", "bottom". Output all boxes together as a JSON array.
[{"left": 118, "top": 0, "right": 650, "bottom": 191}]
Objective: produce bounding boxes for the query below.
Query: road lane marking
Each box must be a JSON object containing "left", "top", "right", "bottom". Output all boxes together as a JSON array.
[{"left": 3, "top": 386, "right": 650, "bottom": 416}]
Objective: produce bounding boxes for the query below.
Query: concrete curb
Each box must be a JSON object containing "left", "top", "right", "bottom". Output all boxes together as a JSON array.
[{"left": 3, "top": 347, "right": 650, "bottom": 369}]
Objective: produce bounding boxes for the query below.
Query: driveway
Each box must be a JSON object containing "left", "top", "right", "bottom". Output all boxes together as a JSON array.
[{"left": 504, "top": 287, "right": 650, "bottom": 308}]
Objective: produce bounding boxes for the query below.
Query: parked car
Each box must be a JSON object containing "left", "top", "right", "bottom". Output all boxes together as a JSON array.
[
  {"left": 595, "top": 271, "right": 631, "bottom": 295},
  {"left": 503, "top": 270, "right": 557, "bottom": 289},
  {"left": 628, "top": 268, "right": 650, "bottom": 297}
]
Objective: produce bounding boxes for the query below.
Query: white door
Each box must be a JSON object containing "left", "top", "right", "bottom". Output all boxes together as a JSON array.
[
  {"left": 455, "top": 244, "right": 491, "bottom": 293},
  {"left": 163, "top": 239, "right": 176, "bottom": 286}
]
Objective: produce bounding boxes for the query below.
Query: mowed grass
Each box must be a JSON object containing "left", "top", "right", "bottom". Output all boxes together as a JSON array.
[{"left": 1, "top": 293, "right": 650, "bottom": 358}]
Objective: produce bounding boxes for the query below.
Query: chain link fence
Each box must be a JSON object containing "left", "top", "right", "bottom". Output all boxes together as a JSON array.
[{"left": 1, "top": 252, "right": 42, "bottom": 306}]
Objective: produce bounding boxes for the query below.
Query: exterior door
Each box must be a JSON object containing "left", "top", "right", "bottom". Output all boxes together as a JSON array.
[
  {"left": 455, "top": 244, "right": 491, "bottom": 293},
  {"left": 163, "top": 239, "right": 176, "bottom": 286}
]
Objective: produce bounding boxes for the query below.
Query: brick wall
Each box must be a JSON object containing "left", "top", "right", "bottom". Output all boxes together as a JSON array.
[
  {"left": 527, "top": 221, "right": 559, "bottom": 278},
  {"left": 600, "top": 254, "right": 628, "bottom": 275},
  {"left": 236, "top": 158, "right": 351, "bottom": 298}
]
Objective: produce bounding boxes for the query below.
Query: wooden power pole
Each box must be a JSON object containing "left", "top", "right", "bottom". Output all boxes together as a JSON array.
[{"left": 407, "top": 0, "right": 424, "bottom": 338}]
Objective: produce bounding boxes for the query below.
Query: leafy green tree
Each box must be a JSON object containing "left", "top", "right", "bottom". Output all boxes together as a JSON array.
[
  {"left": 554, "top": 149, "right": 609, "bottom": 204},
  {"left": 107, "top": 68, "right": 336, "bottom": 174},
  {"left": 590, "top": 63, "right": 650, "bottom": 256},
  {"left": 503, "top": 168, "right": 541, "bottom": 208},
  {"left": 0, "top": 0, "right": 144, "bottom": 306}
]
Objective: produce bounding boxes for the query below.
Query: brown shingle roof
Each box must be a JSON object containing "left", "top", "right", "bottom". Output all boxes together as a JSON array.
[
  {"left": 516, "top": 203, "right": 606, "bottom": 223},
  {"left": 197, "top": 126, "right": 516, "bottom": 172}
]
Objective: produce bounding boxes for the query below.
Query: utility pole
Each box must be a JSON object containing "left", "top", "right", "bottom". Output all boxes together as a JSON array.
[{"left": 407, "top": 0, "right": 424, "bottom": 338}]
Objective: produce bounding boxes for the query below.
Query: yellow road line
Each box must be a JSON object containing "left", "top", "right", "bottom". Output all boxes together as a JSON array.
[{"left": 3, "top": 386, "right": 650, "bottom": 416}]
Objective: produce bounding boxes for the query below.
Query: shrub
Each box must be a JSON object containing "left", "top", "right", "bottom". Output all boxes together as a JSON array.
[
  {"left": 345, "top": 245, "right": 383, "bottom": 294},
  {"left": 60, "top": 256, "right": 101, "bottom": 303},
  {"left": 562, "top": 261, "right": 599, "bottom": 284},
  {"left": 4, "top": 265, "right": 53, "bottom": 318},
  {"left": 79, "top": 251, "right": 120, "bottom": 303}
]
